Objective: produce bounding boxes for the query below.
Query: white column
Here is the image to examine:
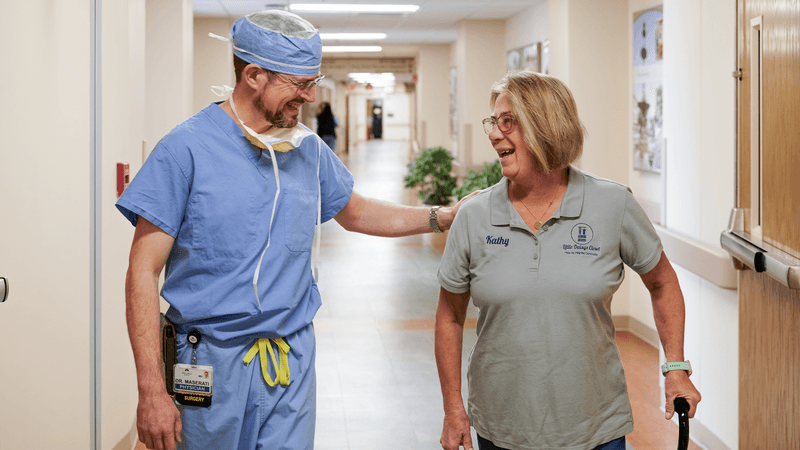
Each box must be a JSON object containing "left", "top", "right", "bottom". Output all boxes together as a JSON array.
[
  {"left": 145, "top": 0, "right": 194, "bottom": 156},
  {"left": 416, "top": 44, "right": 453, "bottom": 152},
  {"left": 454, "top": 19, "right": 507, "bottom": 169}
]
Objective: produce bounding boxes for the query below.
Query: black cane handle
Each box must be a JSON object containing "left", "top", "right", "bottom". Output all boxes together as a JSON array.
[{"left": 674, "top": 397, "right": 690, "bottom": 450}]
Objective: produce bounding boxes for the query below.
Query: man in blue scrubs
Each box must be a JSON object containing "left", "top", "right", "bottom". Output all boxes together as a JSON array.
[{"left": 117, "top": 10, "right": 467, "bottom": 450}]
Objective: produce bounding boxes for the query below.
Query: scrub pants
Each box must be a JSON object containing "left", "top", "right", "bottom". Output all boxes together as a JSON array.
[{"left": 175, "top": 324, "right": 317, "bottom": 450}]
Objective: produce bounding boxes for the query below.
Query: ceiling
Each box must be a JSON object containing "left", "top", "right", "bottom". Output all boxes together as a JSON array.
[{"left": 193, "top": 0, "right": 542, "bottom": 46}]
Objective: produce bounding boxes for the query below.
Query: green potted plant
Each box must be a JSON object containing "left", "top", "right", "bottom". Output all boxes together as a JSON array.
[
  {"left": 453, "top": 160, "right": 503, "bottom": 199},
  {"left": 404, "top": 147, "right": 458, "bottom": 205}
]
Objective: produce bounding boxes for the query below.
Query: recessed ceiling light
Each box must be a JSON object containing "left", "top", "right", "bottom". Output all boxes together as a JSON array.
[
  {"left": 290, "top": 4, "right": 419, "bottom": 14},
  {"left": 323, "top": 46, "right": 383, "bottom": 53},
  {"left": 320, "top": 33, "right": 387, "bottom": 40}
]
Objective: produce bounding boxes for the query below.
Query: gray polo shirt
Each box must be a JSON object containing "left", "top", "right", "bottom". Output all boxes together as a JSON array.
[{"left": 438, "top": 166, "right": 662, "bottom": 450}]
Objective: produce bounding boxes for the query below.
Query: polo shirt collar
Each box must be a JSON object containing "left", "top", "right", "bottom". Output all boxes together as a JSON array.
[{"left": 490, "top": 165, "right": 585, "bottom": 227}]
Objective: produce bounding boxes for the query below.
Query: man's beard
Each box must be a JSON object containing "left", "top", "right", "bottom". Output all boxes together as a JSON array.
[{"left": 254, "top": 95, "right": 302, "bottom": 128}]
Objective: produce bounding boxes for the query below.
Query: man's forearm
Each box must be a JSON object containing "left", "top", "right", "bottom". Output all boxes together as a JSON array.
[
  {"left": 126, "top": 267, "right": 168, "bottom": 396},
  {"left": 335, "top": 191, "right": 460, "bottom": 237},
  {"left": 357, "top": 198, "right": 441, "bottom": 237}
]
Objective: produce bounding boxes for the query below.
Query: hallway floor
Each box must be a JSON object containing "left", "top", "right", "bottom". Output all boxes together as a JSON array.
[{"left": 135, "top": 139, "right": 697, "bottom": 450}]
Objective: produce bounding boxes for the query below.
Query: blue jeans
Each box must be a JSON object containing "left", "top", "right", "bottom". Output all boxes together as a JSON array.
[
  {"left": 477, "top": 434, "right": 626, "bottom": 450},
  {"left": 321, "top": 134, "right": 336, "bottom": 151}
]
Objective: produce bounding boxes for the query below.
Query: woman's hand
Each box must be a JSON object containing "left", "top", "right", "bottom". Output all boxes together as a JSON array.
[
  {"left": 441, "top": 409, "right": 473, "bottom": 450},
  {"left": 664, "top": 371, "right": 702, "bottom": 419}
]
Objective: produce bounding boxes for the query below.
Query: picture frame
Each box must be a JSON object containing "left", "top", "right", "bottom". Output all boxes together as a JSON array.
[
  {"left": 506, "top": 43, "right": 542, "bottom": 72},
  {"left": 632, "top": 6, "right": 664, "bottom": 174}
]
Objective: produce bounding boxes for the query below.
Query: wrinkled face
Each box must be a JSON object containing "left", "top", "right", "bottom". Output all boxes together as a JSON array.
[
  {"left": 489, "top": 93, "right": 537, "bottom": 182},
  {"left": 253, "top": 71, "right": 318, "bottom": 128}
]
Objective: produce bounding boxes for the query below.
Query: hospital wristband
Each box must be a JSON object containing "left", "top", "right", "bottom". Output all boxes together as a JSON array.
[{"left": 661, "top": 360, "right": 692, "bottom": 377}]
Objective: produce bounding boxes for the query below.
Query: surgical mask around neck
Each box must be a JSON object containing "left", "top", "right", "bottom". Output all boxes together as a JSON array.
[{"left": 227, "top": 91, "right": 315, "bottom": 152}]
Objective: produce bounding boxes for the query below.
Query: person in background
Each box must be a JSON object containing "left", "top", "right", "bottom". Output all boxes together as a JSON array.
[
  {"left": 435, "top": 70, "right": 701, "bottom": 450},
  {"left": 118, "top": 10, "right": 473, "bottom": 450},
  {"left": 316, "top": 101, "right": 338, "bottom": 151}
]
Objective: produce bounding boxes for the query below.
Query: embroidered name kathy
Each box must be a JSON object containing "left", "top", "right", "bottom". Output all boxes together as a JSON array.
[{"left": 486, "top": 236, "right": 509, "bottom": 247}]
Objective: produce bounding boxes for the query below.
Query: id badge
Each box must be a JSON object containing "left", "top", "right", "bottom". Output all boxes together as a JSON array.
[{"left": 173, "top": 363, "right": 213, "bottom": 407}]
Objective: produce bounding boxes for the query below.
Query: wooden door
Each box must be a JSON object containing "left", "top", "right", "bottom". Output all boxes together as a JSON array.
[{"left": 737, "top": 0, "right": 800, "bottom": 447}]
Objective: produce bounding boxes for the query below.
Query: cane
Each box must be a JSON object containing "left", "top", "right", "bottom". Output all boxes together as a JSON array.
[{"left": 674, "top": 397, "right": 690, "bottom": 450}]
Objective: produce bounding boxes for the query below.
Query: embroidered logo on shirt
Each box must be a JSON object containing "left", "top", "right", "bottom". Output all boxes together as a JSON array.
[
  {"left": 571, "top": 223, "right": 594, "bottom": 244},
  {"left": 563, "top": 223, "right": 599, "bottom": 256},
  {"left": 486, "top": 236, "right": 509, "bottom": 247}
]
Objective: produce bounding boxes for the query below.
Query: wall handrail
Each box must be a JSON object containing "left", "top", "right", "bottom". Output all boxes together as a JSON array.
[{"left": 654, "top": 224, "right": 738, "bottom": 290}]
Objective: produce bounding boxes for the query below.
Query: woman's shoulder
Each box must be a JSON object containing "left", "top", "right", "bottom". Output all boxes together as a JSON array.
[
  {"left": 573, "top": 167, "right": 632, "bottom": 197},
  {"left": 456, "top": 178, "right": 504, "bottom": 216}
]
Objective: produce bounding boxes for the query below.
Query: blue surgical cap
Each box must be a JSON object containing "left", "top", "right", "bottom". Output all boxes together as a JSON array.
[{"left": 230, "top": 10, "right": 321, "bottom": 76}]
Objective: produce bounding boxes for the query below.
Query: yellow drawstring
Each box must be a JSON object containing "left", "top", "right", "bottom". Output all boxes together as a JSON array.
[{"left": 243, "top": 338, "right": 291, "bottom": 386}]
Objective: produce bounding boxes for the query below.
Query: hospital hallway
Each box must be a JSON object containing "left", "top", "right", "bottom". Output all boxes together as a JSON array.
[{"left": 309, "top": 139, "right": 697, "bottom": 450}]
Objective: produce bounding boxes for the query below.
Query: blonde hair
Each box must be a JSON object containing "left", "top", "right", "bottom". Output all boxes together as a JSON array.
[{"left": 490, "top": 71, "right": 586, "bottom": 173}]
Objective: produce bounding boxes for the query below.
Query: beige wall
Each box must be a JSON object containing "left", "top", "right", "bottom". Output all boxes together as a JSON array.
[
  {"left": 416, "top": 44, "right": 453, "bottom": 151},
  {"left": 0, "top": 0, "right": 147, "bottom": 448},
  {"left": 455, "top": 20, "right": 507, "bottom": 169},
  {"left": 0, "top": 0, "right": 93, "bottom": 447},
  {"left": 506, "top": 0, "right": 548, "bottom": 51},
  {"left": 193, "top": 17, "right": 235, "bottom": 115},
  {"left": 145, "top": 0, "right": 193, "bottom": 156},
  {"left": 101, "top": 0, "right": 148, "bottom": 448},
  {"left": 547, "top": 0, "right": 633, "bottom": 319}
]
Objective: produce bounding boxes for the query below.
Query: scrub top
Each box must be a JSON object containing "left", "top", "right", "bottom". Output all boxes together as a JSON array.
[
  {"left": 117, "top": 102, "right": 354, "bottom": 341},
  {"left": 438, "top": 166, "right": 663, "bottom": 450}
]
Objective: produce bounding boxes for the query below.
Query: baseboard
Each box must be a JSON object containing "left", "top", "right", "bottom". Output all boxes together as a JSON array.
[{"left": 613, "top": 315, "right": 660, "bottom": 349}]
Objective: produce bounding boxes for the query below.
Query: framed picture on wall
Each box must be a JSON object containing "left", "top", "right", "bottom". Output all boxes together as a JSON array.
[
  {"left": 521, "top": 43, "right": 541, "bottom": 72},
  {"left": 541, "top": 40, "right": 549, "bottom": 74},
  {"left": 633, "top": 6, "right": 664, "bottom": 173},
  {"left": 506, "top": 48, "right": 521, "bottom": 71},
  {"left": 506, "top": 42, "right": 542, "bottom": 72},
  {"left": 506, "top": 43, "right": 542, "bottom": 72},
  {"left": 450, "top": 67, "right": 458, "bottom": 148}
]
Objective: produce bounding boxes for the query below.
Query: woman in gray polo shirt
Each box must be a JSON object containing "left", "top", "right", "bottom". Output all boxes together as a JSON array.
[{"left": 435, "top": 71, "right": 701, "bottom": 450}]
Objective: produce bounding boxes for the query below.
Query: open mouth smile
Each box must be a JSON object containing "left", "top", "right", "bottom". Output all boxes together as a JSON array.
[{"left": 499, "top": 149, "right": 515, "bottom": 158}]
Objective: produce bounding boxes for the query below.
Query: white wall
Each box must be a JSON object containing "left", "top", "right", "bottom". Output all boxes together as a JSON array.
[
  {"left": 101, "top": 0, "right": 148, "bottom": 448},
  {"left": 145, "top": 0, "right": 193, "bottom": 156},
  {"left": 0, "top": 0, "right": 145, "bottom": 448},
  {"left": 0, "top": 1, "right": 92, "bottom": 448},
  {"left": 659, "top": 0, "right": 738, "bottom": 447},
  {"left": 416, "top": 44, "right": 453, "bottom": 151},
  {"left": 382, "top": 93, "right": 411, "bottom": 141},
  {"left": 506, "top": 1, "right": 549, "bottom": 51},
  {"left": 455, "top": 20, "right": 507, "bottom": 169},
  {"left": 193, "top": 17, "right": 235, "bottom": 115}
]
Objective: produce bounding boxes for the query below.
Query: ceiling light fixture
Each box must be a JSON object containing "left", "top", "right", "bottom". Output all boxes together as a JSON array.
[
  {"left": 323, "top": 46, "right": 383, "bottom": 53},
  {"left": 320, "top": 33, "right": 387, "bottom": 40},
  {"left": 290, "top": 4, "right": 420, "bottom": 14}
]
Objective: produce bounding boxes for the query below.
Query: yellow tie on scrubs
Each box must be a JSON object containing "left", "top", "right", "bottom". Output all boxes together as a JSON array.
[{"left": 243, "top": 338, "right": 291, "bottom": 386}]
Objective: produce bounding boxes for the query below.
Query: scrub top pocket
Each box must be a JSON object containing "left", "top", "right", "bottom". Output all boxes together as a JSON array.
[
  {"left": 190, "top": 188, "right": 259, "bottom": 258},
  {"left": 283, "top": 188, "right": 318, "bottom": 252}
]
